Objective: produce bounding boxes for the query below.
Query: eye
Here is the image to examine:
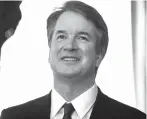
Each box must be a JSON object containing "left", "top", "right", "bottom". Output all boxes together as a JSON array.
[
  {"left": 78, "top": 36, "right": 89, "bottom": 42},
  {"left": 57, "top": 35, "right": 67, "bottom": 41}
]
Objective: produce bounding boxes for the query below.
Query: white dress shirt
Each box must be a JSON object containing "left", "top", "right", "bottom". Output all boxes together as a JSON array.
[{"left": 50, "top": 84, "right": 98, "bottom": 119}]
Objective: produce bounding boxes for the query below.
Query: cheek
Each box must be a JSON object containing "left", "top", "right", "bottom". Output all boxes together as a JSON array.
[
  {"left": 50, "top": 41, "right": 60, "bottom": 54},
  {"left": 51, "top": 39, "right": 64, "bottom": 52},
  {"left": 81, "top": 44, "right": 96, "bottom": 64},
  {"left": 49, "top": 42, "right": 58, "bottom": 62},
  {"left": 50, "top": 41, "right": 65, "bottom": 64},
  {"left": 81, "top": 42, "right": 96, "bottom": 54}
]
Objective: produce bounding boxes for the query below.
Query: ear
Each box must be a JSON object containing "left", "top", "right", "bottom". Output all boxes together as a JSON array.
[{"left": 96, "top": 54, "right": 103, "bottom": 67}]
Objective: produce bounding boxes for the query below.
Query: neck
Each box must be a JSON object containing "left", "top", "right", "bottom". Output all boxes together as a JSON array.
[{"left": 54, "top": 73, "right": 95, "bottom": 102}]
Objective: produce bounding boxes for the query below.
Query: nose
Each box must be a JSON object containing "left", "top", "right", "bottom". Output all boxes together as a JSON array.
[{"left": 63, "top": 37, "right": 78, "bottom": 51}]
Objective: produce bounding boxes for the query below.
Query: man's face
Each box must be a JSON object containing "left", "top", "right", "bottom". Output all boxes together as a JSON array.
[{"left": 49, "top": 11, "right": 102, "bottom": 79}]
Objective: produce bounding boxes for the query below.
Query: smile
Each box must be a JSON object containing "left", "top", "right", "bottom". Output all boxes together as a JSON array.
[{"left": 61, "top": 56, "right": 80, "bottom": 61}]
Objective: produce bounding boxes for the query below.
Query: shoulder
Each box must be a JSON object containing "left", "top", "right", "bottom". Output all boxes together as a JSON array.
[
  {"left": 0, "top": 94, "right": 51, "bottom": 119},
  {"left": 106, "top": 95, "right": 145, "bottom": 117},
  {"left": 95, "top": 89, "right": 146, "bottom": 119}
]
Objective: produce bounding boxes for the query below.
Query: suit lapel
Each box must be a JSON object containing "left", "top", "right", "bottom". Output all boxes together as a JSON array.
[
  {"left": 44, "top": 92, "right": 51, "bottom": 119},
  {"left": 34, "top": 91, "right": 51, "bottom": 119},
  {"left": 45, "top": 91, "right": 51, "bottom": 119},
  {"left": 89, "top": 87, "right": 111, "bottom": 119}
]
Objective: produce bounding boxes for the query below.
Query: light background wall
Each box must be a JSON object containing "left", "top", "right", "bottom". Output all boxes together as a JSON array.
[
  {"left": 0, "top": 0, "right": 136, "bottom": 114},
  {"left": 131, "top": 1, "right": 146, "bottom": 113}
]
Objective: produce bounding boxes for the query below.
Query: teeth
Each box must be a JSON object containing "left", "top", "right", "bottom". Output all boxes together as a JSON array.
[{"left": 63, "top": 58, "right": 79, "bottom": 61}]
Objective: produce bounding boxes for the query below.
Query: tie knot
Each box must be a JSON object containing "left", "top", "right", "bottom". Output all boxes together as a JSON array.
[{"left": 63, "top": 103, "right": 75, "bottom": 116}]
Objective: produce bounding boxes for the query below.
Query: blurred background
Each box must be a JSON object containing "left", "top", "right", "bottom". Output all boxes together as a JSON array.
[{"left": 0, "top": 0, "right": 146, "bottom": 114}]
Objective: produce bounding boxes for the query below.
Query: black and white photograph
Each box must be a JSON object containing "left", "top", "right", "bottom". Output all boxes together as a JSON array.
[{"left": 0, "top": 0, "right": 146, "bottom": 119}]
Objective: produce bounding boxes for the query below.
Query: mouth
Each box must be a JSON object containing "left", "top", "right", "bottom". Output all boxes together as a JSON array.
[{"left": 61, "top": 56, "right": 80, "bottom": 61}]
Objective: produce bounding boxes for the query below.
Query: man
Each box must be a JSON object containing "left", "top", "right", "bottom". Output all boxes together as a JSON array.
[{"left": 0, "top": 1, "right": 146, "bottom": 119}]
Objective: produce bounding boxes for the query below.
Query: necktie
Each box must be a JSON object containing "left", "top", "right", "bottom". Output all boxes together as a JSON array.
[{"left": 63, "top": 103, "right": 75, "bottom": 119}]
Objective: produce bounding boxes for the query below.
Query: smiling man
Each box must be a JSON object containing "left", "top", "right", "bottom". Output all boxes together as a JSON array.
[
  {"left": 49, "top": 10, "right": 102, "bottom": 102},
  {"left": 0, "top": 1, "right": 146, "bottom": 119}
]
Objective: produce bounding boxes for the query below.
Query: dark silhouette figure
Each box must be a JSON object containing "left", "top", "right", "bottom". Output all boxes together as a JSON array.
[{"left": 0, "top": 1, "right": 22, "bottom": 57}]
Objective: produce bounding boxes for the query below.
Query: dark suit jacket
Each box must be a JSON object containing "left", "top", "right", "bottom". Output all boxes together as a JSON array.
[{"left": 0, "top": 88, "right": 146, "bottom": 119}]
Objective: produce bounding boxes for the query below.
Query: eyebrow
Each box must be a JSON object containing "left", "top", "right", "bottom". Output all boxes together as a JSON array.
[
  {"left": 77, "top": 31, "right": 90, "bottom": 37},
  {"left": 55, "top": 30, "right": 67, "bottom": 35},
  {"left": 55, "top": 30, "right": 91, "bottom": 37}
]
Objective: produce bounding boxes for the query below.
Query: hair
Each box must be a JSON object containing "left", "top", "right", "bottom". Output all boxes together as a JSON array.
[{"left": 47, "top": 1, "right": 109, "bottom": 73}]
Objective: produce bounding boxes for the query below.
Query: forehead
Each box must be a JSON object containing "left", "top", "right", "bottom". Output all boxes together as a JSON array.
[{"left": 54, "top": 11, "right": 97, "bottom": 34}]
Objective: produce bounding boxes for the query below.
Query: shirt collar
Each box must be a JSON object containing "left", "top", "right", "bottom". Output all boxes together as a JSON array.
[
  {"left": 51, "top": 83, "right": 98, "bottom": 119},
  {"left": 51, "top": 88, "right": 66, "bottom": 118}
]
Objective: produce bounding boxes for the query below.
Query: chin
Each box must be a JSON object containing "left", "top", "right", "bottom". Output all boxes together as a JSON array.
[
  {"left": 59, "top": 70, "right": 81, "bottom": 78},
  {"left": 53, "top": 66, "right": 81, "bottom": 78}
]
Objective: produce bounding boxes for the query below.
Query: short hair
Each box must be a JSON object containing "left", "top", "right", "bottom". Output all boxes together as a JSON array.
[
  {"left": 47, "top": 1, "right": 109, "bottom": 56},
  {"left": 47, "top": 1, "right": 109, "bottom": 72}
]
